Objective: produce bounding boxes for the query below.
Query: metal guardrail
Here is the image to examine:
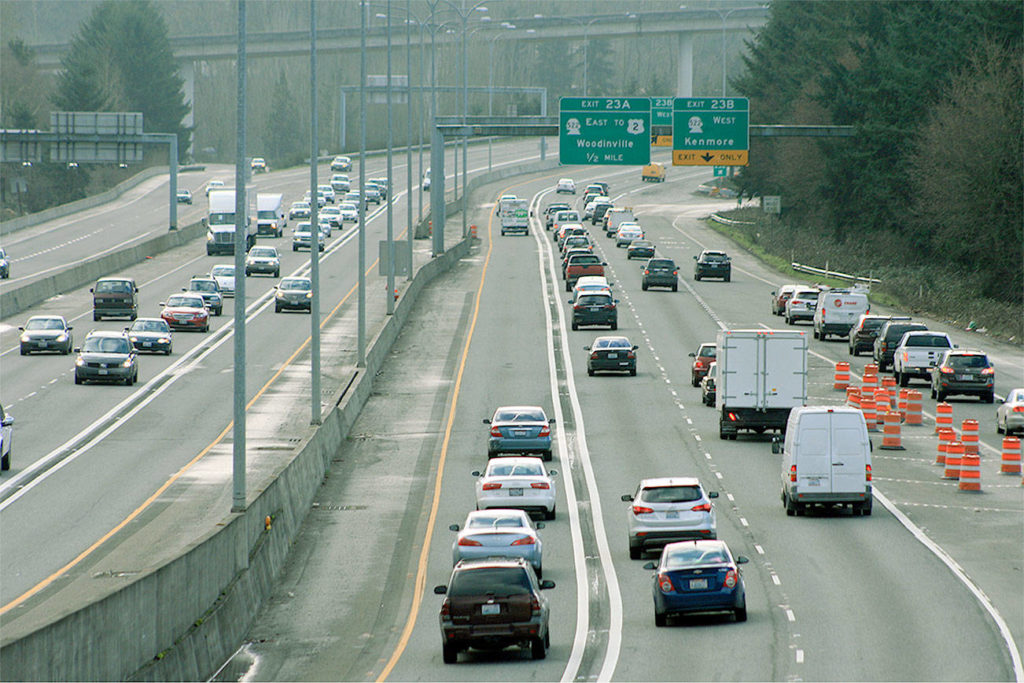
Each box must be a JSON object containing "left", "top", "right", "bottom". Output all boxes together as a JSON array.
[{"left": 792, "top": 262, "right": 881, "bottom": 285}]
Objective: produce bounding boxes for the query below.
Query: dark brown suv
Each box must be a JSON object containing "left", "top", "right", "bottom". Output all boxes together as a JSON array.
[
  {"left": 872, "top": 319, "right": 927, "bottom": 371},
  {"left": 434, "top": 558, "right": 555, "bottom": 663},
  {"left": 91, "top": 277, "right": 139, "bottom": 321},
  {"left": 849, "top": 315, "right": 907, "bottom": 356}
]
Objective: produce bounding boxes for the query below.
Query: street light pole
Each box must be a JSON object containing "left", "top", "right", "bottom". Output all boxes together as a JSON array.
[{"left": 385, "top": 0, "right": 395, "bottom": 315}]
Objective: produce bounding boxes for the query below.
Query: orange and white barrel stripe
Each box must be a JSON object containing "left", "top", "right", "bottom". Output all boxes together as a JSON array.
[
  {"left": 879, "top": 411, "right": 904, "bottom": 450},
  {"left": 881, "top": 375, "right": 897, "bottom": 390},
  {"left": 1000, "top": 436, "right": 1021, "bottom": 475},
  {"left": 874, "top": 388, "right": 892, "bottom": 414},
  {"left": 936, "top": 427, "right": 956, "bottom": 465},
  {"left": 861, "top": 395, "right": 878, "bottom": 431},
  {"left": 905, "top": 390, "right": 923, "bottom": 426},
  {"left": 834, "top": 362, "right": 850, "bottom": 391},
  {"left": 958, "top": 453, "right": 981, "bottom": 492},
  {"left": 943, "top": 441, "right": 964, "bottom": 480},
  {"left": 897, "top": 389, "right": 908, "bottom": 420},
  {"left": 846, "top": 386, "right": 861, "bottom": 409},
  {"left": 935, "top": 402, "right": 953, "bottom": 434},
  {"left": 960, "top": 419, "right": 980, "bottom": 455}
]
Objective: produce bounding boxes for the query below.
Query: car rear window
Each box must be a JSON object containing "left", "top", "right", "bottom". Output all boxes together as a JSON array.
[
  {"left": 664, "top": 546, "right": 727, "bottom": 569},
  {"left": 577, "top": 295, "right": 612, "bottom": 306},
  {"left": 649, "top": 259, "right": 675, "bottom": 269},
  {"left": 948, "top": 355, "right": 989, "bottom": 369},
  {"left": 862, "top": 318, "right": 887, "bottom": 331},
  {"left": 468, "top": 513, "right": 526, "bottom": 529},
  {"left": 886, "top": 324, "right": 927, "bottom": 340},
  {"left": 449, "top": 567, "right": 532, "bottom": 597},
  {"left": 905, "top": 335, "right": 951, "bottom": 347},
  {"left": 702, "top": 253, "right": 728, "bottom": 262},
  {"left": 594, "top": 337, "right": 630, "bottom": 349},
  {"left": 569, "top": 255, "right": 600, "bottom": 265},
  {"left": 697, "top": 344, "right": 716, "bottom": 358},
  {"left": 489, "top": 462, "right": 544, "bottom": 477},
  {"left": 495, "top": 408, "right": 545, "bottom": 422},
  {"left": 641, "top": 485, "right": 702, "bottom": 503}
]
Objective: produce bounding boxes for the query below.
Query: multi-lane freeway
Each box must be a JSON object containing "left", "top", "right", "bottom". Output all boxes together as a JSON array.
[{"left": 1, "top": 140, "right": 1021, "bottom": 681}]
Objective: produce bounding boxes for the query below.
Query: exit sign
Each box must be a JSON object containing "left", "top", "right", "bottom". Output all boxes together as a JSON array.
[
  {"left": 559, "top": 97, "right": 651, "bottom": 166},
  {"left": 672, "top": 97, "right": 749, "bottom": 166}
]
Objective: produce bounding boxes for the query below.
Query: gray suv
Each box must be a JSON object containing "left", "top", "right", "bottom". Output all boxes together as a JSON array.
[
  {"left": 641, "top": 258, "right": 678, "bottom": 291},
  {"left": 930, "top": 350, "right": 995, "bottom": 402},
  {"left": 570, "top": 292, "right": 618, "bottom": 330},
  {"left": 873, "top": 320, "right": 927, "bottom": 372}
]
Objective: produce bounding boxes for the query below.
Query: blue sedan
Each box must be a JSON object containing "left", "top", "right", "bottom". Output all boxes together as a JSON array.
[
  {"left": 484, "top": 405, "right": 554, "bottom": 461},
  {"left": 643, "top": 539, "right": 748, "bottom": 626}
]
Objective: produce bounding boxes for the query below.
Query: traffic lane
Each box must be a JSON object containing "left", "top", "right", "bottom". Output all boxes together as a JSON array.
[
  {"left": 383, "top": 178, "right": 578, "bottom": 681},
  {"left": 597, "top": 206, "right": 1014, "bottom": 679}
]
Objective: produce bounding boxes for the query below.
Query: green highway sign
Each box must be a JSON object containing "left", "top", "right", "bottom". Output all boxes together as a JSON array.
[
  {"left": 652, "top": 97, "right": 674, "bottom": 126},
  {"left": 672, "top": 97, "right": 749, "bottom": 166},
  {"left": 559, "top": 97, "right": 651, "bottom": 166},
  {"left": 714, "top": 166, "right": 728, "bottom": 177}
]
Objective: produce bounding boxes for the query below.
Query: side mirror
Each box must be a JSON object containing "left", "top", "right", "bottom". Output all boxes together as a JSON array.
[
  {"left": 535, "top": 522, "right": 546, "bottom": 529},
  {"left": 693, "top": 255, "right": 698, "bottom": 260},
  {"left": 548, "top": 418, "right": 556, "bottom": 424},
  {"left": 159, "top": 302, "right": 166, "bottom": 307},
  {"left": 688, "top": 352, "right": 696, "bottom": 358},
  {"left": 621, "top": 494, "right": 634, "bottom": 502},
  {"left": 471, "top": 470, "right": 482, "bottom": 477},
  {"left": 771, "top": 438, "right": 781, "bottom": 455},
  {"left": 642, "top": 561, "right": 657, "bottom": 570},
  {"left": 770, "top": 291, "right": 776, "bottom": 296},
  {"left": 201, "top": 217, "right": 207, "bottom": 227},
  {"left": 433, "top": 585, "right": 447, "bottom": 595},
  {"left": 90, "top": 288, "right": 95, "bottom": 293},
  {"left": 547, "top": 470, "right": 557, "bottom": 476},
  {"left": 709, "top": 491, "right": 719, "bottom": 499},
  {"left": 539, "top": 579, "right": 556, "bottom": 590},
  {"left": 73, "top": 347, "right": 81, "bottom": 353},
  {"left": 632, "top": 345, "right": 639, "bottom": 350},
  {"left": 482, "top": 419, "right": 491, "bottom": 424},
  {"left": 736, "top": 556, "right": 750, "bottom": 564},
  {"left": 18, "top": 327, "right": 24, "bottom": 332},
  {"left": 449, "top": 524, "right": 460, "bottom": 532},
  {"left": 602, "top": 262, "right": 608, "bottom": 266},
  {"left": 567, "top": 299, "right": 573, "bottom": 304},
  {"left": 584, "top": 346, "right": 591, "bottom": 351}
]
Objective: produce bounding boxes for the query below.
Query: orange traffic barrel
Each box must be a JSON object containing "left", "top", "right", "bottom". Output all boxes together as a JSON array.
[
  {"left": 846, "top": 386, "right": 861, "bottom": 409},
  {"left": 960, "top": 419, "right": 980, "bottom": 455},
  {"left": 879, "top": 411, "right": 904, "bottom": 450},
  {"left": 936, "top": 427, "right": 956, "bottom": 465},
  {"left": 862, "top": 372, "right": 879, "bottom": 390},
  {"left": 881, "top": 375, "right": 897, "bottom": 390},
  {"left": 874, "top": 388, "right": 892, "bottom": 414},
  {"left": 1000, "top": 436, "right": 1022, "bottom": 475},
  {"left": 905, "top": 390, "right": 923, "bottom": 426},
  {"left": 865, "top": 363, "right": 878, "bottom": 375},
  {"left": 943, "top": 441, "right": 964, "bottom": 480},
  {"left": 934, "top": 402, "right": 953, "bottom": 434},
  {"left": 861, "top": 395, "right": 878, "bottom": 431},
  {"left": 834, "top": 362, "right": 850, "bottom": 391},
  {"left": 958, "top": 453, "right": 981, "bottom": 492},
  {"left": 897, "top": 389, "right": 909, "bottom": 420}
]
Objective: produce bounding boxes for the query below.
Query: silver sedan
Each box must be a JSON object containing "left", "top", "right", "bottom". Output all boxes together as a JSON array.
[
  {"left": 996, "top": 388, "right": 1024, "bottom": 435},
  {"left": 473, "top": 457, "right": 557, "bottom": 520},
  {"left": 449, "top": 509, "right": 545, "bottom": 578}
]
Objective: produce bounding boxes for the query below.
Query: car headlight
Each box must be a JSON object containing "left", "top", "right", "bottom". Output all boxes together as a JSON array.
[
  {"left": 129, "top": 336, "right": 139, "bottom": 342},
  {"left": 121, "top": 357, "right": 134, "bottom": 368},
  {"left": 55, "top": 333, "right": 68, "bottom": 342},
  {"left": 306, "top": 292, "right": 313, "bottom": 299},
  {"left": 20, "top": 334, "right": 29, "bottom": 342},
  {"left": 276, "top": 292, "right": 285, "bottom": 301},
  {"left": 158, "top": 337, "right": 170, "bottom": 344},
  {"left": 76, "top": 357, "right": 86, "bottom": 366},
  {"left": 206, "top": 233, "right": 214, "bottom": 242}
]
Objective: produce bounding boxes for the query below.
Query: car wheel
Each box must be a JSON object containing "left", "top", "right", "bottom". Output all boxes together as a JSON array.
[
  {"left": 588, "top": 368, "right": 595, "bottom": 376},
  {"left": 535, "top": 565, "right": 543, "bottom": 580},
  {"left": 898, "top": 372, "right": 909, "bottom": 387},
  {"left": 930, "top": 385, "right": 937, "bottom": 399},
  {"left": 629, "top": 367, "right": 637, "bottom": 376},
  {"left": 571, "top": 322, "right": 579, "bottom": 331},
  {"left": 544, "top": 507, "right": 556, "bottom": 521},
  {"left": 274, "top": 269, "right": 280, "bottom": 277},
  {"left": 543, "top": 450, "right": 553, "bottom": 462},
  {"left": 204, "top": 322, "right": 210, "bottom": 332},
  {"left": 531, "top": 636, "right": 547, "bottom": 660},
  {"left": 166, "top": 348, "right": 173, "bottom": 356},
  {"left": 565, "top": 281, "right": 571, "bottom": 292},
  {"left": 275, "top": 305, "right": 282, "bottom": 313},
  {"left": 878, "top": 361, "right": 888, "bottom": 372},
  {"left": 610, "top": 322, "right": 618, "bottom": 331},
  {"left": 442, "top": 643, "right": 458, "bottom": 664},
  {"left": 74, "top": 374, "right": 82, "bottom": 385},
  {"left": 672, "top": 283, "right": 678, "bottom": 292},
  {"left": 735, "top": 604, "right": 748, "bottom": 622},
  {"left": 785, "top": 315, "right": 792, "bottom": 325},
  {"left": 937, "top": 391, "right": 946, "bottom": 402},
  {"left": 629, "top": 543, "right": 641, "bottom": 560},
  {"left": 996, "top": 420, "right": 1004, "bottom": 434},
  {"left": 692, "top": 376, "right": 699, "bottom": 388},
  {"left": 130, "top": 312, "right": 137, "bottom": 321},
  {"left": 93, "top": 312, "right": 100, "bottom": 321},
  {"left": 293, "top": 245, "right": 298, "bottom": 251},
  {"left": 19, "top": 346, "right": 27, "bottom": 356},
  {"left": 654, "top": 610, "right": 667, "bottom": 627},
  {"left": 642, "top": 281, "right": 649, "bottom": 291},
  {"left": 245, "top": 269, "right": 251, "bottom": 276},
  {"left": 984, "top": 392, "right": 995, "bottom": 404},
  {"left": 725, "top": 275, "right": 731, "bottom": 282},
  {"left": 694, "top": 274, "right": 701, "bottom": 281}
]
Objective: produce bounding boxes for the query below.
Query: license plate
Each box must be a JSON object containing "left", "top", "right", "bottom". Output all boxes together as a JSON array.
[
  {"left": 956, "top": 374, "right": 974, "bottom": 381},
  {"left": 607, "top": 353, "right": 618, "bottom": 359},
  {"left": 509, "top": 488, "right": 524, "bottom": 497},
  {"left": 481, "top": 603, "right": 500, "bottom": 615},
  {"left": 39, "top": 341, "right": 48, "bottom": 348},
  {"left": 513, "top": 429, "right": 528, "bottom": 436},
  {"left": 689, "top": 578, "right": 708, "bottom": 590},
  {"left": 665, "top": 511, "right": 678, "bottom": 519},
  {"left": 589, "top": 307, "right": 601, "bottom": 312},
  {"left": 806, "top": 478, "right": 821, "bottom": 486},
  {"left": 175, "top": 315, "right": 190, "bottom": 321},
  {"left": 143, "top": 342, "right": 152, "bottom": 347},
  {"left": 98, "top": 369, "right": 108, "bottom": 375}
]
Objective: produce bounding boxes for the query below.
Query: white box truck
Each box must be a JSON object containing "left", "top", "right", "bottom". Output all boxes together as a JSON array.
[
  {"left": 205, "top": 189, "right": 257, "bottom": 255},
  {"left": 774, "top": 406, "right": 873, "bottom": 516},
  {"left": 603, "top": 207, "right": 635, "bottom": 236},
  {"left": 499, "top": 198, "right": 530, "bottom": 236},
  {"left": 256, "top": 192, "right": 286, "bottom": 237},
  {"left": 812, "top": 287, "right": 870, "bottom": 341},
  {"left": 716, "top": 328, "right": 808, "bottom": 440}
]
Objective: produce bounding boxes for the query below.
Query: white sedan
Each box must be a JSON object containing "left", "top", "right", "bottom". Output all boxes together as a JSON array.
[
  {"left": 615, "top": 223, "right": 645, "bottom": 247},
  {"left": 209, "top": 264, "right": 235, "bottom": 297},
  {"left": 473, "top": 457, "right": 557, "bottom": 520},
  {"left": 449, "top": 509, "right": 545, "bottom": 577},
  {"left": 556, "top": 178, "right": 576, "bottom": 194},
  {"left": 337, "top": 202, "right": 359, "bottom": 223},
  {"left": 996, "top": 388, "right": 1024, "bottom": 435}
]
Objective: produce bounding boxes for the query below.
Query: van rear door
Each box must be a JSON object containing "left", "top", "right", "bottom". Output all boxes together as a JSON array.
[
  {"left": 794, "top": 411, "right": 832, "bottom": 492},
  {"left": 830, "top": 414, "right": 870, "bottom": 495}
]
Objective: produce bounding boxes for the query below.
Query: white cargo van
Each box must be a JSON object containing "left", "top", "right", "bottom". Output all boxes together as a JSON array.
[
  {"left": 774, "top": 406, "right": 873, "bottom": 516},
  {"left": 813, "top": 288, "right": 869, "bottom": 341}
]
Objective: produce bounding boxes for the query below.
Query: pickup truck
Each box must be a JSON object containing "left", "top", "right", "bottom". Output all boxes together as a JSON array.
[
  {"left": 893, "top": 331, "right": 954, "bottom": 386},
  {"left": 564, "top": 253, "right": 607, "bottom": 291}
]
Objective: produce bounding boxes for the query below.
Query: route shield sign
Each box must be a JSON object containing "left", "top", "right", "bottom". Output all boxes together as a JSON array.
[
  {"left": 672, "top": 97, "right": 749, "bottom": 166},
  {"left": 559, "top": 97, "right": 651, "bottom": 166}
]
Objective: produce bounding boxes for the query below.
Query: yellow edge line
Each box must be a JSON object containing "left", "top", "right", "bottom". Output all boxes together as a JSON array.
[
  {"left": 376, "top": 172, "right": 561, "bottom": 680},
  {"left": 1, "top": 230, "right": 393, "bottom": 616}
]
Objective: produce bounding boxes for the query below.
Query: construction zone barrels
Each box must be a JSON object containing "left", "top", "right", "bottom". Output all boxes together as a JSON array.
[
  {"left": 958, "top": 453, "right": 982, "bottom": 492},
  {"left": 961, "top": 419, "right": 980, "bottom": 455},
  {"left": 935, "top": 402, "right": 953, "bottom": 433},
  {"left": 905, "top": 390, "right": 923, "bottom": 425},
  {"left": 861, "top": 393, "right": 878, "bottom": 431},
  {"left": 1001, "top": 436, "right": 1022, "bottom": 475},
  {"left": 943, "top": 441, "right": 964, "bottom": 480},
  {"left": 936, "top": 427, "right": 956, "bottom": 465},
  {"left": 846, "top": 386, "right": 861, "bottom": 409},
  {"left": 879, "top": 411, "right": 904, "bottom": 450},
  {"left": 834, "top": 362, "right": 850, "bottom": 390}
]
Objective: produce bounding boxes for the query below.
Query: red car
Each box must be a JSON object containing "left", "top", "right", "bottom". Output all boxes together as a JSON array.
[
  {"left": 159, "top": 293, "right": 210, "bottom": 332},
  {"left": 689, "top": 342, "right": 717, "bottom": 386}
]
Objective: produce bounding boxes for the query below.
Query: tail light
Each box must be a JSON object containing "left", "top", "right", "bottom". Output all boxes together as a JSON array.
[
  {"left": 539, "top": 425, "right": 551, "bottom": 437},
  {"left": 511, "top": 536, "right": 536, "bottom": 546},
  {"left": 939, "top": 366, "right": 954, "bottom": 374},
  {"left": 981, "top": 367, "right": 995, "bottom": 375},
  {"left": 574, "top": 304, "right": 582, "bottom": 311},
  {"left": 531, "top": 596, "right": 541, "bottom": 615},
  {"left": 691, "top": 502, "right": 712, "bottom": 512},
  {"left": 902, "top": 351, "right": 909, "bottom": 361},
  {"left": 695, "top": 360, "right": 705, "bottom": 369},
  {"left": 865, "top": 464, "right": 872, "bottom": 481},
  {"left": 657, "top": 574, "right": 674, "bottom": 593},
  {"left": 590, "top": 352, "right": 599, "bottom": 360},
  {"left": 1013, "top": 406, "right": 1024, "bottom": 413},
  {"left": 531, "top": 482, "right": 550, "bottom": 489},
  {"left": 440, "top": 597, "right": 451, "bottom": 620},
  {"left": 789, "top": 465, "right": 797, "bottom": 483},
  {"left": 626, "top": 352, "right": 635, "bottom": 359},
  {"left": 673, "top": 270, "right": 678, "bottom": 275},
  {"left": 727, "top": 412, "right": 738, "bottom": 422},
  {"left": 604, "top": 304, "right": 615, "bottom": 309},
  {"left": 458, "top": 537, "right": 483, "bottom": 546},
  {"left": 490, "top": 426, "right": 502, "bottom": 437},
  {"left": 644, "top": 269, "right": 650, "bottom": 275},
  {"left": 482, "top": 482, "right": 502, "bottom": 490},
  {"left": 724, "top": 569, "right": 738, "bottom": 588},
  {"left": 632, "top": 505, "right": 653, "bottom": 515}
]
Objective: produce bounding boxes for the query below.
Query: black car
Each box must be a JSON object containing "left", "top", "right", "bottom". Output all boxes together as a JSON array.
[
  {"left": 74, "top": 331, "right": 139, "bottom": 386},
  {"left": 570, "top": 292, "right": 618, "bottom": 331},
  {"left": 127, "top": 318, "right": 173, "bottom": 355},
  {"left": 642, "top": 258, "right": 678, "bottom": 291},
  {"left": 185, "top": 277, "right": 224, "bottom": 316},
  {"left": 627, "top": 240, "right": 656, "bottom": 260},
  {"left": 930, "top": 350, "right": 995, "bottom": 402},
  {"left": 592, "top": 202, "right": 614, "bottom": 226},
  {"left": 849, "top": 314, "right": 904, "bottom": 356},
  {"left": 434, "top": 558, "right": 554, "bottom": 664},
  {"left": 693, "top": 250, "right": 731, "bottom": 282},
  {"left": 19, "top": 315, "right": 74, "bottom": 355},
  {"left": 275, "top": 277, "right": 313, "bottom": 313},
  {"left": 585, "top": 336, "right": 638, "bottom": 376},
  {"left": 873, "top": 320, "right": 928, "bottom": 372}
]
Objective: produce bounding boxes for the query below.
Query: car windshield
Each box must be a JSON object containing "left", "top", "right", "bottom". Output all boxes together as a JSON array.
[
  {"left": 95, "top": 280, "right": 132, "bottom": 293},
  {"left": 467, "top": 513, "right": 526, "bottom": 529},
  {"left": 212, "top": 266, "right": 234, "bottom": 277},
  {"left": 948, "top": 355, "right": 989, "bottom": 369},
  {"left": 250, "top": 248, "right": 276, "bottom": 258},
  {"left": 25, "top": 318, "right": 64, "bottom": 330},
  {"left": 488, "top": 462, "right": 544, "bottom": 477},
  {"left": 448, "top": 567, "right": 532, "bottom": 597},
  {"left": 131, "top": 320, "right": 169, "bottom": 333},
  {"left": 697, "top": 344, "right": 716, "bottom": 358},
  {"left": 663, "top": 546, "right": 728, "bottom": 570},
  {"left": 1009, "top": 390, "right": 1024, "bottom": 402},
  {"left": 83, "top": 336, "right": 130, "bottom": 354},
  {"left": 495, "top": 408, "right": 546, "bottom": 422},
  {"left": 578, "top": 295, "right": 611, "bottom": 306},
  {"left": 281, "top": 279, "right": 312, "bottom": 291},
  {"left": 631, "top": 241, "right": 652, "bottom": 248},
  {"left": 641, "top": 485, "right": 702, "bottom": 503},
  {"left": 339, "top": 203, "right": 357, "bottom": 211},
  {"left": 594, "top": 337, "right": 631, "bottom": 349},
  {"left": 167, "top": 295, "right": 203, "bottom": 308}
]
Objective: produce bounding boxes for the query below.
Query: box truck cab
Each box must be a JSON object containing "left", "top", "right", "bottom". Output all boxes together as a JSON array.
[
  {"left": 813, "top": 288, "right": 870, "bottom": 340},
  {"left": 775, "top": 406, "right": 873, "bottom": 517},
  {"left": 256, "top": 192, "right": 286, "bottom": 237}
]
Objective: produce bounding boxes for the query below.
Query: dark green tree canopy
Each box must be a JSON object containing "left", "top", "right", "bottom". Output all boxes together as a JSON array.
[{"left": 54, "top": 0, "right": 191, "bottom": 150}]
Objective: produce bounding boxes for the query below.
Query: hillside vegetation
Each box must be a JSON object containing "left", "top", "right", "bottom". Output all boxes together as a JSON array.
[{"left": 730, "top": 0, "right": 1022, "bottom": 340}]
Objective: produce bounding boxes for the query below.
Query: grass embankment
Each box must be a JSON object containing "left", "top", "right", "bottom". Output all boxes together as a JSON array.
[{"left": 705, "top": 206, "right": 1022, "bottom": 344}]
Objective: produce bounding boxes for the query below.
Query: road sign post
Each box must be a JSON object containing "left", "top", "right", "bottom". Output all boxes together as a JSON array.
[
  {"left": 559, "top": 97, "right": 651, "bottom": 166},
  {"left": 672, "top": 97, "right": 749, "bottom": 166}
]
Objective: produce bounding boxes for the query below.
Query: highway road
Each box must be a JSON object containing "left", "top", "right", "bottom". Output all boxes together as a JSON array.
[
  {"left": 222, "top": 162, "right": 1023, "bottom": 680},
  {"left": 0, "top": 139, "right": 1020, "bottom": 680}
]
